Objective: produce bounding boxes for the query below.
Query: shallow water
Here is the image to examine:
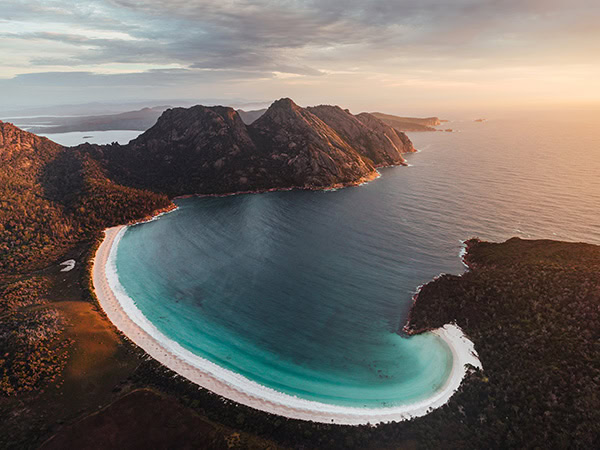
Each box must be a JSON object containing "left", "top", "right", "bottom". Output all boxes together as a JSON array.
[{"left": 115, "top": 117, "right": 599, "bottom": 408}]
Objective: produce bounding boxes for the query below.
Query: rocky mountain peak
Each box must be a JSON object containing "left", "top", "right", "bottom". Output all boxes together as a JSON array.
[
  {"left": 129, "top": 104, "right": 252, "bottom": 152},
  {"left": 269, "top": 97, "right": 301, "bottom": 111},
  {"left": 252, "top": 97, "right": 307, "bottom": 128}
]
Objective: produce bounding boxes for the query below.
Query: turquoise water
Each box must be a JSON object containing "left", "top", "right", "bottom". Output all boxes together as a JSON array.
[{"left": 115, "top": 117, "right": 600, "bottom": 408}]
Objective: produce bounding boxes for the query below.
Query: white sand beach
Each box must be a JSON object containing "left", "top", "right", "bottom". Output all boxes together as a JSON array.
[{"left": 93, "top": 225, "right": 482, "bottom": 425}]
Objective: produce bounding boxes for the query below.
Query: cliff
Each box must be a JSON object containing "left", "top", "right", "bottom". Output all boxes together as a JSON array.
[
  {"left": 100, "top": 105, "right": 260, "bottom": 195},
  {"left": 354, "top": 112, "right": 415, "bottom": 161},
  {"left": 248, "top": 98, "right": 375, "bottom": 188},
  {"left": 307, "top": 105, "right": 414, "bottom": 166}
]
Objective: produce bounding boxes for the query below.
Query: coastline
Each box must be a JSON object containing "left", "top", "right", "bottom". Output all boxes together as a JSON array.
[
  {"left": 92, "top": 222, "right": 482, "bottom": 425},
  {"left": 173, "top": 169, "right": 382, "bottom": 200}
]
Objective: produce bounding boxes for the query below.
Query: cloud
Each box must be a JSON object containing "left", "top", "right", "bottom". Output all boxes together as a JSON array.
[
  {"left": 3, "top": 68, "right": 271, "bottom": 87},
  {"left": 1, "top": 0, "right": 599, "bottom": 109},
  {"left": 4, "top": 0, "right": 600, "bottom": 73}
]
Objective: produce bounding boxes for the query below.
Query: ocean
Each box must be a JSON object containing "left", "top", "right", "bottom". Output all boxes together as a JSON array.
[
  {"left": 39, "top": 130, "right": 141, "bottom": 147},
  {"left": 113, "top": 116, "right": 600, "bottom": 409}
]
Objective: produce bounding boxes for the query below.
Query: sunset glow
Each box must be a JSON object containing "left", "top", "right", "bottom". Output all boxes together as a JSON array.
[{"left": 2, "top": 0, "right": 600, "bottom": 113}]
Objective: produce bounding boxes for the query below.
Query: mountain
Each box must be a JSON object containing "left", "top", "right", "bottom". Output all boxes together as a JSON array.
[
  {"left": 353, "top": 112, "right": 415, "bottom": 161},
  {"left": 0, "top": 121, "right": 70, "bottom": 271},
  {"left": 1, "top": 98, "right": 416, "bottom": 271},
  {"left": 0, "top": 121, "right": 169, "bottom": 273},
  {"left": 307, "top": 105, "right": 414, "bottom": 167},
  {"left": 249, "top": 98, "right": 377, "bottom": 188},
  {"left": 237, "top": 108, "right": 267, "bottom": 125},
  {"left": 98, "top": 104, "right": 261, "bottom": 195},
  {"left": 96, "top": 98, "right": 414, "bottom": 196},
  {"left": 371, "top": 112, "right": 442, "bottom": 131}
]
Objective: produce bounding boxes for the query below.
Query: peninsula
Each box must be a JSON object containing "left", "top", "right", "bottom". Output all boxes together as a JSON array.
[{"left": 1, "top": 99, "right": 598, "bottom": 449}]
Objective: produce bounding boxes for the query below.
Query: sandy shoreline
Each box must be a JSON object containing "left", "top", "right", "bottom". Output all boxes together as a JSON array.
[{"left": 93, "top": 224, "right": 481, "bottom": 425}]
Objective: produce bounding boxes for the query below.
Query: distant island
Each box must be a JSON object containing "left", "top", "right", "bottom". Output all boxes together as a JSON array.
[{"left": 371, "top": 112, "right": 445, "bottom": 131}]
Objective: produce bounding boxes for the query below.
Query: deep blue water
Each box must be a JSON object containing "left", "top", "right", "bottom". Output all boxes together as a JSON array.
[{"left": 115, "top": 117, "right": 600, "bottom": 407}]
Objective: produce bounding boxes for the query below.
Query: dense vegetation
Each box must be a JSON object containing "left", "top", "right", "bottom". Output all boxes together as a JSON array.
[
  {"left": 0, "top": 121, "right": 171, "bottom": 275},
  {"left": 1, "top": 115, "right": 598, "bottom": 448},
  {"left": 0, "top": 276, "right": 71, "bottom": 396},
  {"left": 404, "top": 238, "right": 600, "bottom": 448},
  {"left": 0, "top": 125, "right": 72, "bottom": 274},
  {"left": 90, "top": 237, "right": 596, "bottom": 449},
  {"left": 0, "top": 276, "right": 50, "bottom": 315}
]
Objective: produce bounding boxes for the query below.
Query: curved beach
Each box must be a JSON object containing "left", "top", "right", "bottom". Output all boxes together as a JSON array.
[{"left": 93, "top": 225, "right": 482, "bottom": 425}]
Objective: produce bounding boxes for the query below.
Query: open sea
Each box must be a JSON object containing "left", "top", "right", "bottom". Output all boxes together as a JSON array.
[{"left": 114, "top": 116, "right": 600, "bottom": 408}]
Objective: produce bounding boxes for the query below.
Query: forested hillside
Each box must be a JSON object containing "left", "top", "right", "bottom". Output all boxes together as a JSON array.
[
  {"left": 0, "top": 121, "right": 170, "bottom": 275},
  {"left": 403, "top": 238, "right": 600, "bottom": 448}
]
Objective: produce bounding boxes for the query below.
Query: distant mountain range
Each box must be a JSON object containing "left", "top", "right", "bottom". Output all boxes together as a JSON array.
[
  {"left": 6, "top": 104, "right": 444, "bottom": 135},
  {"left": 0, "top": 98, "right": 415, "bottom": 271},
  {"left": 14, "top": 107, "right": 168, "bottom": 134},
  {"left": 237, "top": 108, "right": 267, "bottom": 125}
]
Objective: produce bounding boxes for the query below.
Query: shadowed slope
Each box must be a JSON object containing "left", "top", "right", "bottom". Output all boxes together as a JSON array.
[{"left": 308, "top": 105, "right": 414, "bottom": 166}]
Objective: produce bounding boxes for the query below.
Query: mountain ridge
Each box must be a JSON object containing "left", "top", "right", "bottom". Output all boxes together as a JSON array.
[
  {"left": 306, "top": 105, "right": 414, "bottom": 167},
  {"left": 0, "top": 98, "right": 415, "bottom": 271},
  {"left": 92, "top": 97, "right": 415, "bottom": 196}
]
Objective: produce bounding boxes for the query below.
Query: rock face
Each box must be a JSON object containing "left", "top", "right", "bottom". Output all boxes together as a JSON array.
[
  {"left": 3, "top": 98, "right": 416, "bottom": 200},
  {"left": 307, "top": 105, "right": 414, "bottom": 166},
  {"left": 354, "top": 112, "right": 416, "bottom": 158},
  {"left": 249, "top": 99, "right": 375, "bottom": 188},
  {"left": 104, "top": 105, "right": 259, "bottom": 194},
  {"left": 98, "top": 98, "right": 415, "bottom": 195}
]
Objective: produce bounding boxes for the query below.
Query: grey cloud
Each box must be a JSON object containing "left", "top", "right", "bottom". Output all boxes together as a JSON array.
[
  {"left": 0, "top": 68, "right": 274, "bottom": 109},
  {"left": 2, "top": 0, "right": 600, "bottom": 110},
  {"left": 3, "top": 69, "right": 271, "bottom": 88},
  {"left": 4, "top": 0, "right": 600, "bottom": 75}
]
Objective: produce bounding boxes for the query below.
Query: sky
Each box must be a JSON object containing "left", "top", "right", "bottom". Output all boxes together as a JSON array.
[{"left": 1, "top": 0, "right": 600, "bottom": 115}]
